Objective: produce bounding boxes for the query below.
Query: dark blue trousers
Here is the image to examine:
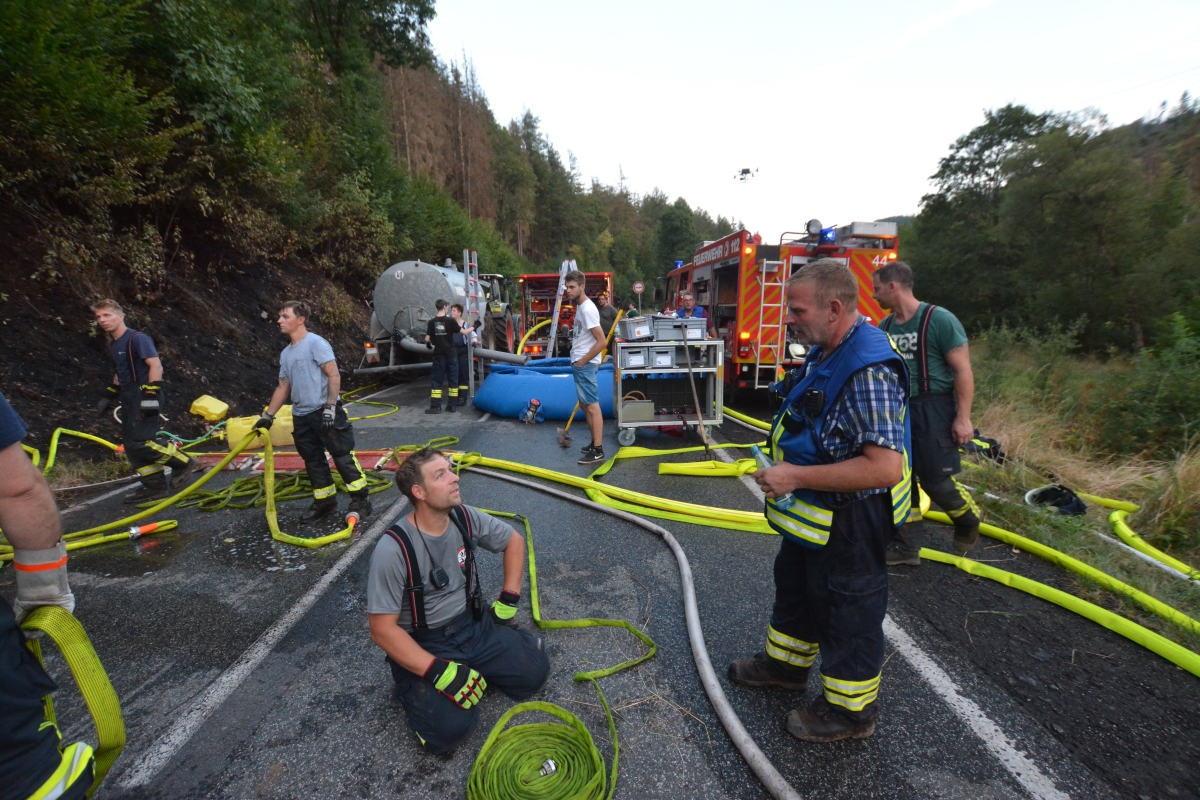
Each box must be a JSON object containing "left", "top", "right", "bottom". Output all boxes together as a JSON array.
[
  {"left": 768, "top": 492, "right": 891, "bottom": 718},
  {"left": 387, "top": 610, "right": 550, "bottom": 754},
  {"left": 429, "top": 355, "right": 459, "bottom": 409}
]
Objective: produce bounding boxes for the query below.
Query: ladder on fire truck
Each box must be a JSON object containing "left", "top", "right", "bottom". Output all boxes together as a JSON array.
[
  {"left": 548, "top": 259, "right": 574, "bottom": 358},
  {"left": 753, "top": 259, "right": 787, "bottom": 390}
]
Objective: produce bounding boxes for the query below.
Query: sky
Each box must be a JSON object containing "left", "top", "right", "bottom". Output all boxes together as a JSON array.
[{"left": 428, "top": 0, "right": 1200, "bottom": 242}]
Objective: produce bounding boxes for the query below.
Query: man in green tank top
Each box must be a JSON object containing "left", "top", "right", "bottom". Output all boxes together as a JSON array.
[{"left": 873, "top": 262, "right": 981, "bottom": 564}]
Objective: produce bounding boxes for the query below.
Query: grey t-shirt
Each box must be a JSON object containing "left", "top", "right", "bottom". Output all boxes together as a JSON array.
[
  {"left": 366, "top": 506, "right": 514, "bottom": 629},
  {"left": 279, "top": 333, "right": 337, "bottom": 416}
]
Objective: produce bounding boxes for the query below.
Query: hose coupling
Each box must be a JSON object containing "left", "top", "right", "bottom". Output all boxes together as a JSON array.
[
  {"left": 540, "top": 759, "right": 557, "bottom": 777},
  {"left": 128, "top": 522, "right": 158, "bottom": 540}
]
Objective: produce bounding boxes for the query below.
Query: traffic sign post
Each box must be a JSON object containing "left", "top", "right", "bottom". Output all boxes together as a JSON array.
[{"left": 632, "top": 281, "right": 644, "bottom": 314}]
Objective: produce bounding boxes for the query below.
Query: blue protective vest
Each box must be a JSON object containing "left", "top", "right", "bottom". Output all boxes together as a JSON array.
[{"left": 766, "top": 320, "right": 913, "bottom": 548}]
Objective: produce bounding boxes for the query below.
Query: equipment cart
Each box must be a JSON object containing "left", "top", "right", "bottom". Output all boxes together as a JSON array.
[{"left": 613, "top": 339, "right": 723, "bottom": 447}]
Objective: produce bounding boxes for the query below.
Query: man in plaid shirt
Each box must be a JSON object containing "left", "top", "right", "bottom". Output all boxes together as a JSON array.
[{"left": 728, "top": 259, "right": 911, "bottom": 743}]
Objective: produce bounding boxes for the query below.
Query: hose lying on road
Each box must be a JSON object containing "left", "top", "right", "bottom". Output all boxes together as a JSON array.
[
  {"left": 467, "top": 510, "right": 654, "bottom": 800},
  {"left": 462, "top": 466, "right": 803, "bottom": 800},
  {"left": 721, "top": 406, "right": 771, "bottom": 432},
  {"left": 341, "top": 383, "right": 400, "bottom": 421}
]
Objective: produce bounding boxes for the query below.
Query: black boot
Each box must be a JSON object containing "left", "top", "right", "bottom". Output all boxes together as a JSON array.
[
  {"left": 786, "top": 696, "right": 876, "bottom": 743},
  {"left": 886, "top": 520, "right": 923, "bottom": 566},
  {"left": 953, "top": 522, "right": 980, "bottom": 555},
  {"left": 300, "top": 498, "right": 337, "bottom": 523},
  {"left": 124, "top": 478, "right": 168, "bottom": 505},
  {"left": 425, "top": 405, "right": 442, "bottom": 415},
  {"left": 727, "top": 652, "right": 809, "bottom": 691},
  {"left": 347, "top": 495, "right": 373, "bottom": 518},
  {"left": 169, "top": 457, "right": 203, "bottom": 490}
]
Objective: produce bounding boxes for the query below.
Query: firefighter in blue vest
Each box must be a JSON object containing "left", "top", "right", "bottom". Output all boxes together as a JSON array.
[{"left": 728, "top": 259, "right": 912, "bottom": 743}]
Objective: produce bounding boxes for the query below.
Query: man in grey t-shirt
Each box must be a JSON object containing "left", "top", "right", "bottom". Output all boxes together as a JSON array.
[
  {"left": 254, "top": 300, "right": 371, "bottom": 523},
  {"left": 367, "top": 448, "right": 549, "bottom": 754}
]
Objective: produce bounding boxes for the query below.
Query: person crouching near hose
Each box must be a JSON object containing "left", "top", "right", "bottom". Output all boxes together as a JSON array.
[
  {"left": 254, "top": 300, "right": 371, "bottom": 523},
  {"left": 0, "top": 390, "right": 95, "bottom": 800},
  {"left": 872, "top": 261, "right": 980, "bottom": 565},
  {"left": 92, "top": 299, "right": 201, "bottom": 504},
  {"left": 728, "top": 259, "right": 912, "bottom": 743},
  {"left": 366, "top": 448, "right": 549, "bottom": 754}
]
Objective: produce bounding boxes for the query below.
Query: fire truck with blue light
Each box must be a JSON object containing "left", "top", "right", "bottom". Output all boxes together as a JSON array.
[{"left": 660, "top": 219, "right": 899, "bottom": 401}]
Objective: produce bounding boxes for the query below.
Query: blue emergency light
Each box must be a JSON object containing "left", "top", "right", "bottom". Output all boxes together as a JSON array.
[{"left": 820, "top": 227, "right": 837, "bottom": 243}]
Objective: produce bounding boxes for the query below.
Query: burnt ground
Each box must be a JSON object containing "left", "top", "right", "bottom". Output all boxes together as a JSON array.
[{"left": 0, "top": 263, "right": 390, "bottom": 451}]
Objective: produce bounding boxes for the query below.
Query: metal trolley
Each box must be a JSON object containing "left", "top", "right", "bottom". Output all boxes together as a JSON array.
[{"left": 612, "top": 339, "right": 724, "bottom": 447}]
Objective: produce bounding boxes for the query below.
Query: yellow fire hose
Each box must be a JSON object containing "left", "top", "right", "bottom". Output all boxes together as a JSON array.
[
  {"left": 23, "top": 429, "right": 124, "bottom": 475},
  {"left": 467, "top": 511, "right": 653, "bottom": 800},
  {"left": 517, "top": 318, "right": 553, "bottom": 355},
  {"left": 21, "top": 606, "right": 125, "bottom": 797},
  {"left": 341, "top": 383, "right": 400, "bottom": 421},
  {"left": 721, "top": 406, "right": 770, "bottom": 431}
]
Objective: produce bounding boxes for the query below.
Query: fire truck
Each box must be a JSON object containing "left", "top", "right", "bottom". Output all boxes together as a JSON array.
[
  {"left": 516, "top": 271, "right": 614, "bottom": 357},
  {"left": 661, "top": 220, "right": 898, "bottom": 399}
]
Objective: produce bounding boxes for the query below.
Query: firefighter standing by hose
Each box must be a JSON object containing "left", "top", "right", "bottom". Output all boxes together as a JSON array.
[
  {"left": 255, "top": 301, "right": 371, "bottom": 523},
  {"left": 92, "top": 299, "right": 200, "bottom": 503},
  {"left": 449, "top": 303, "right": 480, "bottom": 402},
  {"left": 424, "top": 300, "right": 461, "bottom": 414},
  {"left": 728, "top": 259, "right": 911, "bottom": 743},
  {"left": 872, "top": 261, "right": 980, "bottom": 565},
  {"left": 0, "top": 390, "right": 94, "bottom": 799}
]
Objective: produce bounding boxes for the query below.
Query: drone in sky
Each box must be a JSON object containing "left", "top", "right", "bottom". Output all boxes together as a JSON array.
[{"left": 735, "top": 168, "right": 758, "bottom": 182}]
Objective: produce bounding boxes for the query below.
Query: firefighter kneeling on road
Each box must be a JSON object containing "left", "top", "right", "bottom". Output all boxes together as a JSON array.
[
  {"left": 255, "top": 301, "right": 371, "bottom": 523},
  {"left": 366, "top": 448, "right": 550, "bottom": 754},
  {"left": 728, "top": 259, "right": 912, "bottom": 743}
]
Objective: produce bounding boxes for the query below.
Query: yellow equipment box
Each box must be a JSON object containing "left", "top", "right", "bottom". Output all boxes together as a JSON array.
[{"left": 189, "top": 394, "right": 230, "bottom": 422}]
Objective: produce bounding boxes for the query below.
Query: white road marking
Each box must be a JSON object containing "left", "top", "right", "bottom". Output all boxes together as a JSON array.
[
  {"left": 60, "top": 483, "right": 139, "bottom": 515},
  {"left": 714, "top": 428, "right": 1068, "bottom": 799},
  {"left": 118, "top": 496, "right": 409, "bottom": 788},
  {"left": 884, "top": 617, "right": 1068, "bottom": 800}
]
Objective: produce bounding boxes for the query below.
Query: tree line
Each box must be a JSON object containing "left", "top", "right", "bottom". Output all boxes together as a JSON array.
[
  {"left": 903, "top": 98, "right": 1200, "bottom": 353},
  {"left": 0, "top": 0, "right": 736, "bottom": 309}
]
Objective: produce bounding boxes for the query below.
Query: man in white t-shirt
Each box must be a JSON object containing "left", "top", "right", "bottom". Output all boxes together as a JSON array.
[{"left": 564, "top": 270, "right": 607, "bottom": 465}]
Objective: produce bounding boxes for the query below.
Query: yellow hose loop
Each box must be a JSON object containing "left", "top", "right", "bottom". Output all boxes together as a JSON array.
[
  {"left": 1110, "top": 510, "right": 1200, "bottom": 581},
  {"left": 262, "top": 437, "right": 354, "bottom": 549},
  {"left": 921, "top": 548, "right": 1200, "bottom": 679},
  {"left": 467, "top": 511, "right": 651, "bottom": 800},
  {"left": 341, "top": 383, "right": 400, "bottom": 421},
  {"left": 0, "top": 521, "right": 188, "bottom": 561},
  {"left": 22, "top": 606, "right": 125, "bottom": 794},
  {"left": 62, "top": 430, "right": 264, "bottom": 540},
  {"left": 517, "top": 318, "right": 552, "bottom": 355},
  {"left": 925, "top": 511, "right": 1200, "bottom": 637},
  {"left": 35, "top": 429, "right": 124, "bottom": 476},
  {"left": 721, "top": 407, "right": 771, "bottom": 431}
]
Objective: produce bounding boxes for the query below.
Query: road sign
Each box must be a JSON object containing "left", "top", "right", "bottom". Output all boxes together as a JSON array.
[{"left": 632, "top": 281, "right": 645, "bottom": 294}]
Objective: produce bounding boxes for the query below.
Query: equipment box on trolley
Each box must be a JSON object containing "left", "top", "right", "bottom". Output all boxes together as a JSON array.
[
  {"left": 617, "top": 316, "right": 654, "bottom": 341},
  {"left": 613, "top": 339, "right": 723, "bottom": 447},
  {"left": 652, "top": 316, "right": 706, "bottom": 341},
  {"left": 618, "top": 346, "right": 649, "bottom": 369}
]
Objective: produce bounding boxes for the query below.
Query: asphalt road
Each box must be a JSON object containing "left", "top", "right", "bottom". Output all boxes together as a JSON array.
[{"left": 7, "top": 378, "right": 1198, "bottom": 799}]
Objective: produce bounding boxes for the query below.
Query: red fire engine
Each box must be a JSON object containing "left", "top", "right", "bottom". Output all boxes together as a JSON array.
[
  {"left": 516, "top": 271, "right": 614, "bottom": 357},
  {"left": 661, "top": 220, "right": 898, "bottom": 399}
]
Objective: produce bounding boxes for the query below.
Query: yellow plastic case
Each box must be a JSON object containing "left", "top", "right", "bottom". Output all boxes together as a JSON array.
[{"left": 189, "top": 394, "right": 230, "bottom": 422}]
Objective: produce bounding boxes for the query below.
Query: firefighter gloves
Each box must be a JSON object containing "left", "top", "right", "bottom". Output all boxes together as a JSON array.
[
  {"left": 140, "top": 383, "right": 163, "bottom": 418},
  {"left": 12, "top": 542, "right": 76, "bottom": 624},
  {"left": 425, "top": 658, "right": 487, "bottom": 710},
  {"left": 97, "top": 384, "right": 119, "bottom": 416},
  {"left": 321, "top": 403, "right": 337, "bottom": 430},
  {"left": 489, "top": 591, "right": 520, "bottom": 626},
  {"left": 254, "top": 412, "right": 275, "bottom": 431}
]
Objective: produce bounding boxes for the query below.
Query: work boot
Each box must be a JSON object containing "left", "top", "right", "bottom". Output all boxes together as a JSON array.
[
  {"left": 727, "top": 652, "right": 809, "bottom": 691},
  {"left": 446, "top": 403, "right": 457, "bottom": 413},
  {"left": 300, "top": 498, "right": 337, "bottom": 523},
  {"left": 885, "top": 545, "right": 921, "bottom": 567},
  {"left": 953, "top": 523, "right": 980, "bottom": 556},
  {"left": 425, "top": 406, "right": 442, "bottom": 415},
  {"left": 347, "top": 496, "right": 373, "bottom": 519},
  {"left": 786, "top": 696, "right": 876, "bottom": 743},
  {"left": 123, "top": 480, "right": 167, "bottom": 505},
  {"left": 578, "top": 447, "right": 604, "bottom": 466},
  {"left": 169, "top": 457, "right": 203, "bottom": 490}
]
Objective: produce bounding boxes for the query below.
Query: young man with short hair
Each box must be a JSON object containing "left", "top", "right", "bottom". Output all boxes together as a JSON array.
[
  {"left": 92, "top": 299, "right": 200, "bottom": 502},
  {"left": 424, "top": 300, "right": 461, "bottom": 414},
  {"left": 255, "top": 301, "right": 371, "bottom": 522},
  {"left": 564, "top": 271, "right": 607, "bottom": 465},
  {"left": 872, "top": 262, "right": 980, "bottom": 564},
  {"left": 450, "top": 303, "right": 480, "bottom": 401},
  {"left": 367, "top": 447, "right": 549, "bottom": 754}
]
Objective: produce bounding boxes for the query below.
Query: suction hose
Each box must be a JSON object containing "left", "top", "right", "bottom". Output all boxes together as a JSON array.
[{"left": 463, "top": 466, "right": 803, "bottom": 800}]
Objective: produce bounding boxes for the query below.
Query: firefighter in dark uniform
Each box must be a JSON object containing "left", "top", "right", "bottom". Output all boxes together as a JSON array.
[
  {"left": 728, "top": 259, "right": 911, "bottom": 743},
  {"left": 92, "top": 299, "right": 200, "bottom": 502},
  {"left": 424, "top": 300, "right": 460, "bottom": 414},
  {"left": 449, "top": 303, "right": 481, "bottom": 401},
  {"left": 872, "top": 261, "right": 980, "bottom": 565}
]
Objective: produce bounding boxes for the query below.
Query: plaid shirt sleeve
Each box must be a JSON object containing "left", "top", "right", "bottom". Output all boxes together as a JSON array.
[{"left": 823, "top": 364, "right": 906, "bottom": 458}]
